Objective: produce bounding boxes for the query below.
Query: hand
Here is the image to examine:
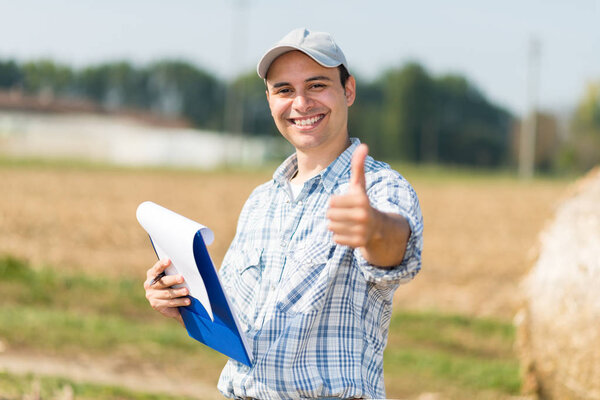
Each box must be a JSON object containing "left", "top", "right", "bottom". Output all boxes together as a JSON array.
[
  {"left": 327, "top": 144, "right": 380, "bottom": 249},
  {"left": 144, "top": 258, "right": 190, "bottom": 326}
]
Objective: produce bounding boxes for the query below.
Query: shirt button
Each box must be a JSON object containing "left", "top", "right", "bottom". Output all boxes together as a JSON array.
[
  {"left": 297, "top": 201, "right": 303, "bottom": 206},
  {"left": 280, "top": 241, "right": 287, "bottom": 248}
]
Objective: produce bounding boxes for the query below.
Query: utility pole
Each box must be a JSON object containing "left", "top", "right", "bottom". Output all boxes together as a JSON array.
[
  {"left": 519, "top": 37, "right": 540, "bottom": 180},
  {"left": 223, "top": 0, "right": 248, "bottom": 135}
]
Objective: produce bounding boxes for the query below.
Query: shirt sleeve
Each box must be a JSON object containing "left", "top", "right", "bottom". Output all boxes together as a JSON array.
[{"left": 353, "top": 169, "right": 424, "bottom": 287}]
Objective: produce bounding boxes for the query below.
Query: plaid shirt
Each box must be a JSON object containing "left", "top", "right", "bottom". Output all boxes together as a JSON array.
[{"left": 217, "top": 138, "right": 423, "bottom": 399}]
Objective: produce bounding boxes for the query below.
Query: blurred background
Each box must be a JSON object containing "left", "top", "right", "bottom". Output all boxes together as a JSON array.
[{"left": 1, "top": 1, "right": 599, "bottom": 399}]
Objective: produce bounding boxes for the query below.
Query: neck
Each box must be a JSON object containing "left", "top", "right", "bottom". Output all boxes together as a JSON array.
[{"left": 291, "top": 136, "right": 351, "bottom": 184}]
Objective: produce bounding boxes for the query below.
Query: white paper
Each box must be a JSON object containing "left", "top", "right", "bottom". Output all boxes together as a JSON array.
[{"left": 136, "top": 201, "right": 214, "bottom": 321}]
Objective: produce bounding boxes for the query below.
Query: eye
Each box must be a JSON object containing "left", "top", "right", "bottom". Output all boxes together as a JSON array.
[
  {"left": 310, "top": 83, "right": 326, "bottom": 89},
  {"left": 275, "top": 87, "right": 292, "bottom": 95}
]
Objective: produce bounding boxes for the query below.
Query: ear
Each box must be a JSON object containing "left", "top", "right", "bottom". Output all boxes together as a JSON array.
[{"left": 344, "top": 75, "right": 356, "bottom": 107}]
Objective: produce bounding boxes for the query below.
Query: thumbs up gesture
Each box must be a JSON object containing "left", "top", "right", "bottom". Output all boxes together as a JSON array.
[
  {"left": 328, "top": 143, "right": 411, "bottom": 267},
  {"left": 327, "top": 144, "right": 379, "bottom": 249}
]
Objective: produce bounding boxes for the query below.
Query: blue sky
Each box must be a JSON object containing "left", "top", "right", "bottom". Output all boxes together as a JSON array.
[{"left": 1, "top": 0, "right": 598, "bottom": 116}]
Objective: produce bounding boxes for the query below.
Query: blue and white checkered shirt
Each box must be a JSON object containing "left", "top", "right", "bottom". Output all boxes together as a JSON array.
[{"left": 217, "top": 138, "right": 423, "bottom": 399}]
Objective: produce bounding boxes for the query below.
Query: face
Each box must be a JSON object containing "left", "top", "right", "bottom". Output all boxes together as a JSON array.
[{"left": 265, "top": 51, "right": 356, "bottom": 156}]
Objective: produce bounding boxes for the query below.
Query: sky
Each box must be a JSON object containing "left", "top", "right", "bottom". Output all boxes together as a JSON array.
[{"left": 0, "top": 0, "right": 599, "bottom": 117}]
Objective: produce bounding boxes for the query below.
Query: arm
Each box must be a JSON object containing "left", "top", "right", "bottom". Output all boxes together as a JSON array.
[{"left": 327, "top": 144, "right": 411, "bottom": 268}]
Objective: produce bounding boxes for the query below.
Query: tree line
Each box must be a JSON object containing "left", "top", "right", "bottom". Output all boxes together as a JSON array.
[{"left": 0, "top": 58, "right": 597, "bottom": 172}]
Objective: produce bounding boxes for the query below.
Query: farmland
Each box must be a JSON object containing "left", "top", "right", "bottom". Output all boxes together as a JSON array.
[{"left": 0, "top": 160, "right": 570, "bottom": 399}]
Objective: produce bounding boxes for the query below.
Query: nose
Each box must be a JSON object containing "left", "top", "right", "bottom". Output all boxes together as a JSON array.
[{"left": 292, "top": 92, "right": 314, "bottom": 113}]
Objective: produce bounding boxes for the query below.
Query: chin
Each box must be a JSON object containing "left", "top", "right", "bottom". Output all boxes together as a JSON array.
[{"left": 288, "top": 135, "right": 326, "bottom": 150}]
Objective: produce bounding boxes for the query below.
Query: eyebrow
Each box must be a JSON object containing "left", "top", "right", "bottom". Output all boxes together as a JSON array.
[
  {"left": 306, "top": 75, "right": 332, "bottom": 83},
  {"left": 271, "top": 75, "right": 333, "bottom": 89}
]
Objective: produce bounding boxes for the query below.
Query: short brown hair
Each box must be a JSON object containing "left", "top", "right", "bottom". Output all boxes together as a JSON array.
[{"left": 338, "top": 65, "right": 350, "bottom": 88}]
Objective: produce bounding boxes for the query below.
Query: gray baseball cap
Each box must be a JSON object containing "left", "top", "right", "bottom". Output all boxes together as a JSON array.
[{"left": 257, "top": 27, "right": 349, "bottom": 79}]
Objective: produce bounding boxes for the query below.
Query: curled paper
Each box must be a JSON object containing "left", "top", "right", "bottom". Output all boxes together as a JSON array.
[{"left": 136, "top": 201, "right": 214, "bottom": 321}]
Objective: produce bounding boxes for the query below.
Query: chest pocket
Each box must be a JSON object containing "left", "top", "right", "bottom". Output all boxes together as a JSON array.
[
  {"left": 228, "top": 249, "right": 263, "bottom": 327},
  {"left": 276, "top": 243, "right": 334, "bottom": 315}
]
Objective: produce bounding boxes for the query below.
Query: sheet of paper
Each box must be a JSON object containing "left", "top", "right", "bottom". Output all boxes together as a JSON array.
[{"left": 136, "top": 201, "right": 214, "bottom": 321}]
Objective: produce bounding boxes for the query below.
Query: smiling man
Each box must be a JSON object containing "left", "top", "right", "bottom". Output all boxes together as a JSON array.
[{"left": 144, "top": 28, "right": 423, "bottom": 399}]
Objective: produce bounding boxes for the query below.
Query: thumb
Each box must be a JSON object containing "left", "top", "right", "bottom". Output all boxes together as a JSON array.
[{"left": 350, "top": 143, "right": 368, "bottom": 190}]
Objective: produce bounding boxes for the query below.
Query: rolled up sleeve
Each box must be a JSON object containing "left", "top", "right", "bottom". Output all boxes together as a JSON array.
[{"left": 353, "top": 171, "right": 424, "bottom": 286}]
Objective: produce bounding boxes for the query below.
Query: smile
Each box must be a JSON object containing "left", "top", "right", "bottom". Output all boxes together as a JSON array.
[{"left": 290, "top": 114, "right": 325, "bottom": 127}]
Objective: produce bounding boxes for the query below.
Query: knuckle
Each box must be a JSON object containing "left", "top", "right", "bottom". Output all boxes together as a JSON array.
[{"left": 355, "top": 210, "right": 368, "bottom": 224}]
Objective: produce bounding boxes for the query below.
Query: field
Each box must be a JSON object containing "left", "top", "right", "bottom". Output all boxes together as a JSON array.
[{"left": 0, "top": 160, "right": 570, "bottom": 399}]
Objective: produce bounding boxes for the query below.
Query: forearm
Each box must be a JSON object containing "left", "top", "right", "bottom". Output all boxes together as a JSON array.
[{"left": 360, "top": 210, "right": 411, "bottom": 268}]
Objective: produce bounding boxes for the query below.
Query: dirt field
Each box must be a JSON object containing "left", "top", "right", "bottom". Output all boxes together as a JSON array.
[{"left": 2, "top": 164, "right": 569, "bottom": 320}]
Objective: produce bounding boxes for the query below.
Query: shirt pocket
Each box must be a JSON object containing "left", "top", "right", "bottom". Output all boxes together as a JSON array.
[
  {"left": 228, "top": 248, "right": 263, "bottom": 327},
  {"left": 276, "top": 244, "right": 334, "bottom": 315}
]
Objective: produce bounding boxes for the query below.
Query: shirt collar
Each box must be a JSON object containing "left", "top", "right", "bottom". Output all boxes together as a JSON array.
[{"left": 272, "top": 137, "right": 361, "bottom": 194}]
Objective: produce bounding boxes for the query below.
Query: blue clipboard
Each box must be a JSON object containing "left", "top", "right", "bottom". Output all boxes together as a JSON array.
[{"left": 148, "top": 232, "right": 252, "bottom": 367}]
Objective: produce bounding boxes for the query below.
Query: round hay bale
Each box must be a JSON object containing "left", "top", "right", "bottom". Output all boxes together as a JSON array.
[{"left": 517, "top": 167, "right": 600, "bottom": 399}]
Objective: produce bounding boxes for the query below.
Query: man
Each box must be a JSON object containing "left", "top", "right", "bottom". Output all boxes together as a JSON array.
[{"left": 144, "top": 28, "right": 423, "bottom": 399}]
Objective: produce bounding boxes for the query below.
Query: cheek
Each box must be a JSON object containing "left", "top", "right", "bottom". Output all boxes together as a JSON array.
[{"left": 268, "top": 100, "right": 288, "bottom": 119}]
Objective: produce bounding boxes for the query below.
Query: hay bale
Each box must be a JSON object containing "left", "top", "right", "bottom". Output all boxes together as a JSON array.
[{"left": 517, "top": 167, "right": 600, "bottom": 399}]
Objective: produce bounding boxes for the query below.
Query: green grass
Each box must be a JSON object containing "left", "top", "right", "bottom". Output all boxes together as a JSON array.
[
  {"left": 0, "top": 371, "right": 197, "bottom": 400},
  {"left": 390, "top": 160, "right": 580, "bottom": 185},
  {"left": 0, "top": 152, "right": 580, "bottom": 184},
  {"left": 384, "top": 312, "right": 521, "bottom": 398},
  {"left": 0, "top": 255, "right": 521, "bottom": 398},
  {"left": 0, "top": 255, "right": 226, "bottom": 372},
  {"left": 0, "top": 153, "right": 281, "bottom": 177}
]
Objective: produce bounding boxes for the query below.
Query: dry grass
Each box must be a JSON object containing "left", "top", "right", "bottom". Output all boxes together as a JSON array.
[
  {"left": 398, "top": 178, "right": 567, "bottom": 319},
  {"left": 1, "top": 164, "right": 568, "bottom": 320}
]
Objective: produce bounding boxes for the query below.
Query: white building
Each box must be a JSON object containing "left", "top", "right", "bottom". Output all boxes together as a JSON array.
[{"left": 0, "top": 110, "right": 286, "bottom": 169}]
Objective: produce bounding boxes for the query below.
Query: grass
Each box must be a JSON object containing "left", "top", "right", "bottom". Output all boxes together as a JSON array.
[
  {"left": 384, "top": 312, "right": 520, "bottom": 398},
  {"left": 0, "top": 255, "right": 521, "bottom": 399},
  {"left": 391, "top": 160, "right": 580, "bottom": 185},
  {"left": 0, "top": 255, "right": 226, "bottom": 378},
  {"left": 0, "top": 153, "right": 281, "bottom": 177},
  {"left": 0, "top": 151, "right": 580, "bottom": 183}
]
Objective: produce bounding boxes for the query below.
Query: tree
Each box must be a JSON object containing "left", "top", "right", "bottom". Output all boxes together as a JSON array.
[
  {"left": 0, "top": 60, "right": 23, "bottom": 89},
  {"left": 379, "top": 63, "right": 436, "bottom": 161},
  {"left": 230, "top": 70, "right": 277, "bottom": 136},
  {"left": 434, "top": 74, "right": 512, "bottom": 166},
  {"left": 358, "top": 63, "right": 511, "bottom": 166},
  {"left": 348, "top": 75, "right": 385, "bottom": 156},
  {"left": 77, "top": 62, "right": 149, "bottom": 109},
  {"left": 22, "top": 59, "right": 75, "bottom": 96},
  {"left": 559, "top": 82, "right": 600, "bottom": 172},
  {"left": 147, "top": 60, "right": 224, "bottom": 130}
]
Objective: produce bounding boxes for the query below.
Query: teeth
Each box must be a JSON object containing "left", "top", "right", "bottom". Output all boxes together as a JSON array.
[{"left": 295, "top": 115, "right": 322, "bottom": 126}]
